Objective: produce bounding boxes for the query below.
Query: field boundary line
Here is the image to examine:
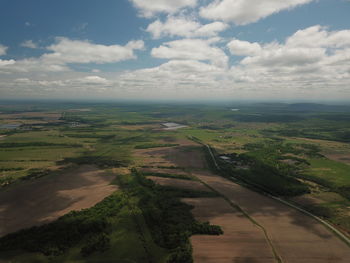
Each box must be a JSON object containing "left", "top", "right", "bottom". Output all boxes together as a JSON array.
[
  {"left": 197, "top": 178, "right": 283, "bottom": 263},
  {"left": 203, "top": 142, "right": 350, "bottom": 247},
  {"left": 269, "top": 195, "right": 350, "bottom": 247}
]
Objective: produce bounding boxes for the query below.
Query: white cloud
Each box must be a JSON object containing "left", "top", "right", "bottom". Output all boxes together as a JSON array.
[
  {"left": 200, "top": 0, "right": 314, "bottom": 25},
  {"left": 21, "top": 40, "right": 39, "bottom": 49},
  {"left": 146, "top": 16, "right": 228, "bottom": 38},
  {"left": 43, "top": 37, "right": 144, "bottom": 64},
  {"left": 78, "top": 76, "right": 110, "bottom": 85},
  {"left": 1, "top": 26, "right": 350, "bottom": 101},
  {"left": 113, "top": 59, "right": 230, "bottom": 98},
  {"left": 0, "top": 38, "right": 144, "bottom": 74},
  {"left": 118, "top": 26, "right": 350, "bottom": 99},
  {"left": 286, "top": 25, "right": 350, "bottom": 48},
  {"left": 237, "top": 26, "right": 350, "bottom": 68},
  {"left": 129, "top": 0, "right": 197, "bottom": 17},
  {"left": 240, "top": 43, "right": 325, "bottom": 67},
  {"left": 225, "top": 26, "right": 350, "bottom": 99},
  {"left": 0, "top": 59, "right": 15, "bottom": 67},
  {"left": 0, "top": 44, "right": 8, "bottom": 56},
  {"left": 227, "top": 39, "right": 261, "bottom": 56},
  {"left": 196, "top": 21, "right": 228, "bottom": 37},
  {"left": 151, "top": 38, "right": 228, "bottom": 67}
]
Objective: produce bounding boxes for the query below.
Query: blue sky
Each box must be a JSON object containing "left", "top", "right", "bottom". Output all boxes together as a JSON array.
[{"left": 0, "top": 0, "right": 350, "bottom": 101}]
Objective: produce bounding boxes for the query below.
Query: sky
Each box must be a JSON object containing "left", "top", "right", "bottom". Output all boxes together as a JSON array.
[{"left": 0, "top": 0, "right": 350, "bottom": 101}]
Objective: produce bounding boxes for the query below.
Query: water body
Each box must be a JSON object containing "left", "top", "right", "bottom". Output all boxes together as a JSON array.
[{"left": 162, "top": 122, "right": 188, "bottom": 130}]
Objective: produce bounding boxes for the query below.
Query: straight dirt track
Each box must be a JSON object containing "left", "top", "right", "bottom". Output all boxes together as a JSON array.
[
  {"left": 194, "top": 171, "right": 350, "bottom": 263},
  {"left": 0, "top": 165, "right": 117, "bottom": 237},
  {"left": 136, "top": 139, "right": 350, "bottom": 263},
  {"left": 184, "top": 197, "right": 276, "bottom": 263}
]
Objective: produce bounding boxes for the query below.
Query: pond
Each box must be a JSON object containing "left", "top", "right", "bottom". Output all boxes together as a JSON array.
[{"left": 161, "top": 122, "right": 188, "bottom": 130}]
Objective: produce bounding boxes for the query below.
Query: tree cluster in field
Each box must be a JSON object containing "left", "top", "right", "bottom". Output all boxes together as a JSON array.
[
  {"left": 211, "top": 142, "right": 313, "bottom": 197},
  {"left": 57, "top": 156, "right": 128, "bottom": 168},
  {"left": 0, "top": 142, "right": 82, "bottom": 148},
  {"left": 0, "top": 168, "right": 51, "bottom": 187},
  {"left": 0, "top": 169, "right": 223, "bottom": 262},
  {"left": 263, "top": 126, "right": 350, "bottom": 143},
  {"left": 243, "top": 141, "right": 322, "bottom": 158},
  {"left": 134, "top": 143, "right": 179, "bottom": 149},
  {"left": 234, "top": 141, "right": 350, "bottom": 200},
  {"left": 118, "top": 169, "right": 223, "bottom": 263},
  {"left": 231, "top": 114, "right": 305, "bottom": 123},
  {"left": 0, "top": 194, "right": 123, "bottom": 256},
  {"left": 143, "top": 171, "right": 195, "bottom": 181}
]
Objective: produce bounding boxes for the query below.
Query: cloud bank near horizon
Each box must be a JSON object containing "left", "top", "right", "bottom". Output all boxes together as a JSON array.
[{"left": 0, "top": 0, "right": 349, "bottom": 101}]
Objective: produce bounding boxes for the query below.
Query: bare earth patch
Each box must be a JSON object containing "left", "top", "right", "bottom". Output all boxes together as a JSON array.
[
  {"left": 140, "top": 167, "right": 188, "bottom": 175},
  {"left": 0, "top": 165, "right": 118, "bottom": 237},
  {"left": 134, "top": 145, "right": 208, "bottom": 169},
  {"left": 147, "top": 176, "right": 209, "bottom": 192},
  {"left": 183, "top": 197, "right": 275, "bottom": 263},
  {"left": 323, "top": 153, "right": 350, "bottom": 165},
  {"left": 194, "top": 171, "right": 350, "bottom": 263}
]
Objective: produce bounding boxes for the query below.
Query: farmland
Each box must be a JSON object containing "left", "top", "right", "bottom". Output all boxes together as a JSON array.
[{"left": 0, "top": 101, "right": 350, "bottom": 262}]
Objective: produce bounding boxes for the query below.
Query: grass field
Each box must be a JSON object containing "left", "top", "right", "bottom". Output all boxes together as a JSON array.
[{"left": 305, "top": 158, "right": 350, "bottom": 187}]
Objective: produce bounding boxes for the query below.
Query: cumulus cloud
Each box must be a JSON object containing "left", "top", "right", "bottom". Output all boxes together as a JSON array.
[
  {"left": 21, "top": 40, "right": 39, "bottom": 49},
  {"left": 0, "top": 44, "right": 8, "bottom": 56},
  {"left": 286, "top": 25, "right": 350, "bottom": 48},
  {"left": 224, "top": 26, "right": 350, "bottom": 99},
  {"left": 0, "top": 38, "right": 144, "bottom": 73},
  {"left": 43, "top": 37, "right": 144, "bottom": 65},
  {"left": 78, "top": 76, "right": 110, "bottom": 85},
  {"left": 122, "top": 25, "right": 350, "bottom": 99},
  {"left": 0, "top": 59, "right": 16, "bottom": 67},
  {"left": 129, "top": 0, "right": 197, "bottom": 17},
  {"left": 2, "top": 26, "right": 350, "bottom": 100},
  {"left": 200, "top": 0, "right": 314, "bottom": 25},
  {"left": 151, "top": 38, "right": 228, "bottom": 68},
  {"left": 227, "top": 39, "right": 262, "bottom": 56},
  {"left": 238, "top": 26, "right": 350, "bottom": 68},
  {"left": 147, "top": 16, "right": 228, "bottom": 38}
]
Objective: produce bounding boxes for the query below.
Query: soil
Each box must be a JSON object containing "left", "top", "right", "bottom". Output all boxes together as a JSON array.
[
  {"left": 147, "top": 176, "right": 210, "bottom": 192},
  {"left": 0, "top": 165, "right": 118, "bottom": 237},
  {"left": 194, "top": 171, "right": 350, "bottom": 263},
  {"left": 183, "top": 197, "right": 276, "bottom": 263}
]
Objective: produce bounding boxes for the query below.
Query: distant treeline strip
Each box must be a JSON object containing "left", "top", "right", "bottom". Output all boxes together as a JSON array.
[
  {"left": 0, "top": 142, "right": 82, "bottom": 148},
  {"left": 134, "top": 143, "right": 179, "bottom": 149}
]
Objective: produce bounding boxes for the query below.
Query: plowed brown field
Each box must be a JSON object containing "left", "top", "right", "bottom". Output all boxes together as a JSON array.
[{"left": 0, "top": 165, "right": 117, "bottom": 237}]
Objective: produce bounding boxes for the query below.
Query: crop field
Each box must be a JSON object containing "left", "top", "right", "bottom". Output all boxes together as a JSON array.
[
  {"left": 0, "top": 165, "right": 118, "bottom": 237},
  {"left": 0, "top": 102, "right": 349, "bottom": 262}
]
